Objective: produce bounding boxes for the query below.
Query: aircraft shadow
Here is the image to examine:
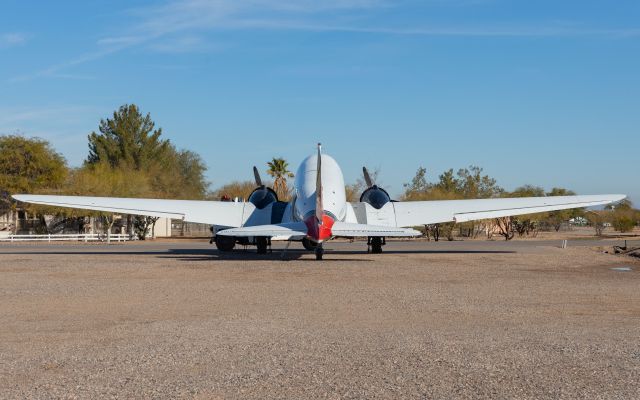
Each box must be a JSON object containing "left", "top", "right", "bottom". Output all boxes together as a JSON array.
[
  {"left": 162, "top": 249, "right": 373, "bottom": 262},
  {"left": 0, "top": 248, "right": 515, "bottom": 262},
  {"left": 0, "top": 248, "right": 311, "bottom": 262},
  {"left": 332, "top": 250, "right": 516, "bottom": 255}
]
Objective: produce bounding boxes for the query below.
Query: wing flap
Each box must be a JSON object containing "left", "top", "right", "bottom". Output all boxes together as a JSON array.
[
  {"left": 217, "top": 222, "right": 307, "bottom": 238},
  {"left": 332, "top": 222, "right": 420, "bottom": 237},
  {"left": 216, "top": 221, "right": 421, "bottom": 238}
]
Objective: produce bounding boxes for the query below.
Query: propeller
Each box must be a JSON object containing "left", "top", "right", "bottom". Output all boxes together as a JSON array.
[
  {"left": 362, "top": 166, "right": 374, "bottom": 188},
  {"left": 360, "top": 166, "right": 391, "bottom": 209},
  {"left": 253, "top": 166, "right": 263, "bottom": 187},
  {"left": 249, "top": 166, "right": 278, "bottom": 209}
]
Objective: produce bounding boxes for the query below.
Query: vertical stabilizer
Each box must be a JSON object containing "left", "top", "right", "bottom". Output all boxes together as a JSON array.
[{"left": 315, "top": 143, "right": 323, "bottom": 222}]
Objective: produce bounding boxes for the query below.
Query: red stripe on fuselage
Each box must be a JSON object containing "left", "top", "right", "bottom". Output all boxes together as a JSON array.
[{"left": 304, "top": 212, "right": 335, "bottom": 243}]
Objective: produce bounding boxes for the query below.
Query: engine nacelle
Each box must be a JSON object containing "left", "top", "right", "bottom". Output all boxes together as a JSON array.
[
  {"left": 360, "top": 186, "right": 391, "bottom": 209},
  {"left": 248, "top": 186, "right": 278, "bottom": 209}
]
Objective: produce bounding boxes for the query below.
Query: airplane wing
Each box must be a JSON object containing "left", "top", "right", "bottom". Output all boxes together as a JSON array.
[
  {"left": 12, "top": 194, "right": 257, "bottom": 227},
  {"left": 390, "top": 194, "right": 626, "bottom": 227},
  {"left": 348, "top": 194, "right": 625, "bottom": 228}
]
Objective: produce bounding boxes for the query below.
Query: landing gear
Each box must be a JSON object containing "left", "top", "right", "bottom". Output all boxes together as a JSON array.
[
  {"left": 256, "top": 236, "right": 270, "bottom": 254},
  {"left": 314, "top": 244, "right": 324, "bottom": 261},
  {"left": 368, "top": 236, "right": 385, "bottom": 254},
  {"left": 302, "top": 237, "right": 317, "bottom": 251},
  {"left": 214, "top": 235, "right": 236, "bottom": 252}
]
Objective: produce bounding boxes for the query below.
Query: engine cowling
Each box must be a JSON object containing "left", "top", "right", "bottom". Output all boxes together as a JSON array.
[
  {"left": 248, "top": 186, "right": 278, "bottom": 209},
  {"left": 360, "top": 185, "right": 391, "bottom": 209}
]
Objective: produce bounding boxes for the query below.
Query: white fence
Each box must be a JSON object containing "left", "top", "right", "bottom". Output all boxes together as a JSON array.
[{"left": 0, "top": 233, "right": 134, "bottom": 242}]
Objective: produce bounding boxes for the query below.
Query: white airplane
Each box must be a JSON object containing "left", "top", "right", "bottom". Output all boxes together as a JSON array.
[{"left": 14, "top": 144, "right": 625, "bottom": 260}]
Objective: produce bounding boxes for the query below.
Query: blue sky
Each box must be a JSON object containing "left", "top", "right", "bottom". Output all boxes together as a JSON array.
[{"left": 1, "top": 0, "right": 638, "bottom": 201}]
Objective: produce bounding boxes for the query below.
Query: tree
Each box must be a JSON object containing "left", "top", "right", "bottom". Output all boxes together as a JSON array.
[
  {"left": 267, "top": 157, "right": 294, "bottom": 200},
  {"left": 66, "top": 163, "right": 153, "bottom": 241},
  {"left": 611, "top": 212, "right": 636, "bottom": 233},
  {"left": 81, "top": 104, "right": 210, "bottom": 239},
  {"left": 211, "top": 181, "right": 256, "bottom": 201},
  {"left": 0, "top": 135, "right": 68, "bottom": 233},
  {"left": 402, "top": 165, "right": 503, "bottom": 239},
  {"left": 494, "top": 217, "right": 515, "bottom": 240},
  {"left": 0, "top": 135, "right": 68, "bottom": 199},
  {"left": 87, "top": 104, "right": 209, "bottom": 200},
  {"left": 609, "top": 200, "right": 638, "bottom": 233},
  {"left": 586, "top": 211, "right": 609, "bottom": 236},
  {"left": 148, "top": 149, "right": 209, "bottom": 200},
  {"left": 456, "top": 166, "right": 503, "bottom": 199},
  {"left": 509, "top": 185, "right": 545, "bottom": 237},
  {"left": 403, "top": 167, "right": 429, "bottom": 196},
  {"left": 606, "top": 199, "right": 633, "bottom": 211},
  {"left": 511, "top": 185, "right": 545, "bottom": 197},
  {"left": 545, "top": 187, "right": 578, "bottom": 231},
  {"left": 402, "top": 167, "right": 459, "bottom": 201},
  {"left": 435, "top": 169, "right": 458, "bottom": 194},
  {"left": 134, "top": 216, "right": 159, "bottom": 240},
  {"left": 87, "top": 104, "right": 171, "bottom": 170},
  {"left": 345, "top": 183, "right": 361, "bottom": 203}
]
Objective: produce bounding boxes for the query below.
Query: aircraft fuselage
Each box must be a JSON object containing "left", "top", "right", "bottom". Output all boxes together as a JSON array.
[{"left": 293, "top": 152, "right": 346, "bottom": 243}]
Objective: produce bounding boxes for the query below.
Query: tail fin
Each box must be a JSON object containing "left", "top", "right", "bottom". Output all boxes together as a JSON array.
[{"left": 315, "top": 143, "right": 323, "bottom": 223}]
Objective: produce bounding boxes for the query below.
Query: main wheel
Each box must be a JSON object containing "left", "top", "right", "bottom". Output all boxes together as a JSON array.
[
  {"left": 215, "top": 235, "right": 236, "bottom": 252},
  {"left": 370, "top": 237, "right": 383, "bottom": 254},
  {"left": 314, "top": 245, "right": 324, "bottom": 261},
  {"left": 256, "top": 236, "right": 269, "bottom": 254},
  {"left": 302, "top": 237, "right": 317, "bottom": 251}
]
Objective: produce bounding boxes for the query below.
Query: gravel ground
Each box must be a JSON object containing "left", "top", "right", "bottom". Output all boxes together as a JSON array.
[{"left": 1, "top": 240, "right": 639, "bottom": 399}]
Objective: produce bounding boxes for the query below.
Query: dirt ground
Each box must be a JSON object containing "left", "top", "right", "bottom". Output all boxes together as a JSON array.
[{"left": 0, "top": 240, "right": 639, "bottom": 399}]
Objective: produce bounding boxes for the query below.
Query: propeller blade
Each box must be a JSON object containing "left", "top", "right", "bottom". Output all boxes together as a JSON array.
[
  {"left": 363, "top": 166, "right": 374, "bottom": 187},
  {"left": 253, "top": 166, "right": 263, "bottom": 187}
]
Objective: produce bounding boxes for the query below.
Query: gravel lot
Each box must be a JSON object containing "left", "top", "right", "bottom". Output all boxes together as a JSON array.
[{"left": 1, "top": 240, "right": 639, "bottom": 399}]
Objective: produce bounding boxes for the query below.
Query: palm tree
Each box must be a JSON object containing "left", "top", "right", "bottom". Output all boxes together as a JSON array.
[{"left": 266, "top": 157, "right": 294, "bottom": 200}]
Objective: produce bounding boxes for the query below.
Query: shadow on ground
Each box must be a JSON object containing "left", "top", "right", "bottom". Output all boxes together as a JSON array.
[{"left": 0, "top": 246, "right": 516, "bottom": 263}]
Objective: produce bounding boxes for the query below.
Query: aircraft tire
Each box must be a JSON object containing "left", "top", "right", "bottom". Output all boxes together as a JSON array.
[
  {"left": 302, "top": 237, "right": 317, "bottom": 251},
  {"left": 314, "top": 245, "right": 324, "bottom": 260},
  {"left": 256, "top": 236, "right": 269, "bottom": 254},
  {"left": 370, "top": 237, "right": 383, "bottom": 254},
  {"left": 215, "top": 235, "right": 236, "bottom": 252}
]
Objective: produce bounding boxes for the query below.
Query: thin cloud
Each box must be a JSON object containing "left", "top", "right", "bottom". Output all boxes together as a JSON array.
[
  {"left": 241, "top": 21, "right": 640, "bottom": 37},
  {"left": 147, "top": 35, "right": 225, "bottom": 53},
  {"left": 0, "top": 105, "right": 100, "bottom": 126},
  {"left": 106, "top": 0, "right": 640, "bottom": 43},
  {"left": 12, "top": 0, "right": 640, "bottom": 82},
  {"left": 9, "top": 45, "right": 125, "bottom": 82},
  {"left": 0, "top": 32, "right": 28, "bottom": 48}
]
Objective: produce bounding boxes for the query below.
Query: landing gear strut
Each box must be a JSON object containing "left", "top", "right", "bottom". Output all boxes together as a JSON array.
[
  {"left": 256, "top": 236, "right": 270, "bottom": 254},
  {"left": 314, "top": 244, "right": 324, "bottom": 261},
  {"left": 368, "top": 236, "right": 385, "bottom": 254}
]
